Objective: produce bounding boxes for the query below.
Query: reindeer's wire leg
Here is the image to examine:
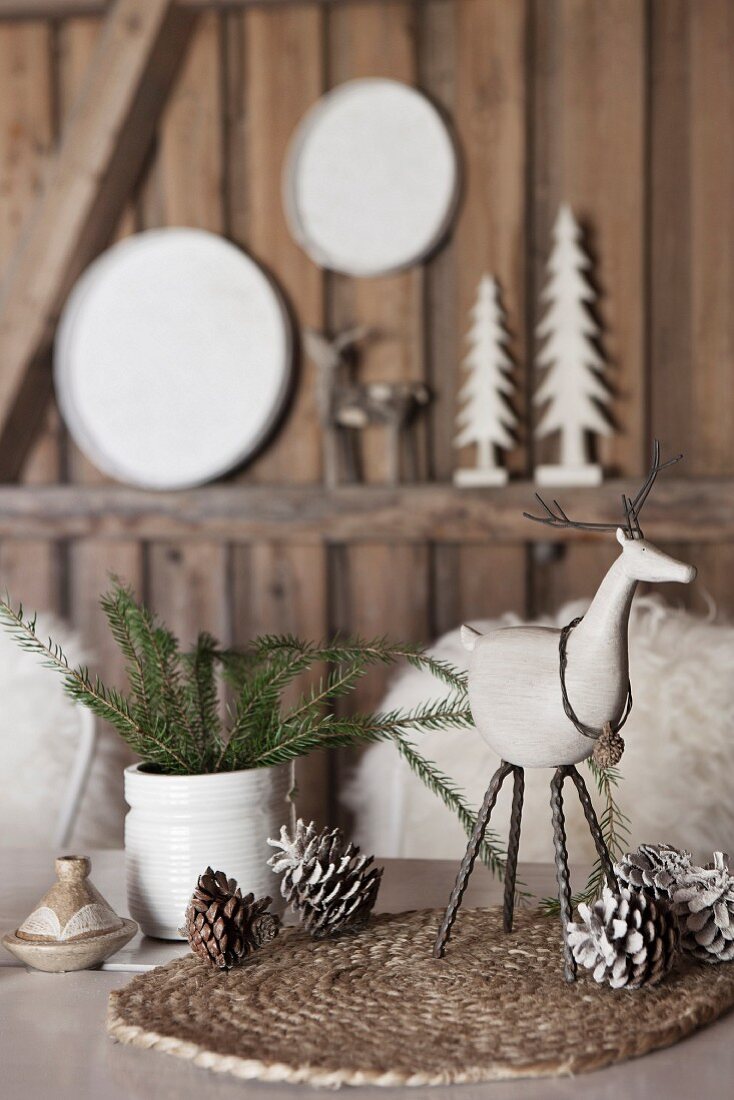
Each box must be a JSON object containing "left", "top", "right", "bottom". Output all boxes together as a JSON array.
[
  {"left": 323, "top": 427, "right": 341, "bottom": 489},
  {"left": 503, "top": 766, "right": 525, "bottom": 933},
  {"left": 342, "top": 429, "right": 361, "bottom": 483},
  {"left": 551, "top": 766, "right": 576, "bottom": 982},
  {"left": 434, "top": 760, "right": 513, "bottom": 959},
  {"left": 386, "top": 420, "right": 401, "bottom": 486},
  {"left": 567, "top": 766, "right": 617, "bottom": 887},
  {"left": 403, "top": 418, "right": 422, "bottom": 484}
]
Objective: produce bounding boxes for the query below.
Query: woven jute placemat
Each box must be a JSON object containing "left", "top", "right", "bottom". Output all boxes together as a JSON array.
[{"left": 108, "top": 907, "right": 734, "bottom": 1088}]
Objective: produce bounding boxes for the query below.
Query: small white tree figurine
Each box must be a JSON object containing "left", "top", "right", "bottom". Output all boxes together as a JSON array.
[
  {"left": 534, "top": 204, "right": 611, "bottom": 486},
  {"left": 453, "top": 274, "right": 517, "bottom": 487}
]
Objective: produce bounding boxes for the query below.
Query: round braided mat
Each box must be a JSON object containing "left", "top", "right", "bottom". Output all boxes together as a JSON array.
[{"left": 108, "top": 907, "right": 734, "bottom": 1088}]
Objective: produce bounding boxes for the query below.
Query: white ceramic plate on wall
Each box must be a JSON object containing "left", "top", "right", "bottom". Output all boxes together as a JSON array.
[
  {"left": 55, "top": 228, "right": 293, "bottom": 490},
  {"left": 284, "top": 78, "right": 459, "bottom": 277}
]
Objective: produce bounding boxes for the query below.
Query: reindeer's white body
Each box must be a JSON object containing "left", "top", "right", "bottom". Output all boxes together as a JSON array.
[{"left": 463, "top": 530, "right": 696, "bottom": 768}]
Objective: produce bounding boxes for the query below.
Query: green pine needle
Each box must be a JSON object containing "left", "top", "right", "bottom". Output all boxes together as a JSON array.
[{"left": 0, "top": 585, "right": 511, "bottom": 882}]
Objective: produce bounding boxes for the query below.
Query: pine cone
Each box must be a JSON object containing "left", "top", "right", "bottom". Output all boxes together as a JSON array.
[
  {"left": 267, "top": 820, "right": 383, "bottom": 937},
  {"left": 592, "top": 723, "right": 625, "bottom": 768},
  {"left": 568, "top": 884, "right": 679, "bottom": 990},
  {"left": 672, "top": 851, "right": 734, "bottom": 963},
  {"left": 615, "top": 843, "right": 692, "bottom": 902},
  {"left": 183, "top": 867, "right": 280, "bottom": 970}
]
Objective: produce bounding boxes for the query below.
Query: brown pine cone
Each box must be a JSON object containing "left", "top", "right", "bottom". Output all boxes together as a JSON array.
[
  {"left": 183, "top": 867, "right": 279, "bottom": 970},
  {"left": 592, "top": 722, "right": 625, "bottom": 768}
]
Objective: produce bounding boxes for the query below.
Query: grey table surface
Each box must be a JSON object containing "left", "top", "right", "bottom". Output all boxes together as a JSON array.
[{"left": 1, "top": 850, "right": 732, "bottom": 1099}]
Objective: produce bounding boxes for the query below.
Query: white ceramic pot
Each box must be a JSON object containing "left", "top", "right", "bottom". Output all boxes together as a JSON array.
[{"left": 124, "top": 763, "right": 292, "bottom": 939}]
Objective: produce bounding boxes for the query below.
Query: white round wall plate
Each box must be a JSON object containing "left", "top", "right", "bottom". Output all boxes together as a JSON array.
[
  {"left": 283, "top": 78, "right": 459, "bottom": 277},
  {"left": 54, "top": 229, "right": 293, "bottom": 490}
]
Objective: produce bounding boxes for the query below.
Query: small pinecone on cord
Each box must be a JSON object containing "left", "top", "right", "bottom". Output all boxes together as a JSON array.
[
  {"left": 267, "top": 819, "right": 383, "bottom": 937},
  {"left": 672, "top": 851, "right": 734, "bottom": 963},
  {"left": 615, "top": 843, "right": 693, "bottom": 902},
  {"left": 567, "top": 884, "right": 679, "bottom": 990},
  {"left": 183, "top": 867, "right": 280, "bottom": 970},
  {"left": 592, "top": 722, "right": 625, "bottom": 768}
]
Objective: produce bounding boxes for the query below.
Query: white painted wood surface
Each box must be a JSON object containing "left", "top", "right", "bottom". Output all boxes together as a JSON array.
[
  {"left": 283, "top": 78, "right": 459, "bottom": 276},
  {"left": 463, "top": 529, "right": 696, "bottom": 768},
  {"left": 1, "top": 851, "right": 732, "bottom": 1100},
  {"left": 534, "top": 204, "right": 611, "bottom": 486},
  {"left": 454, "top": 274, "right": 516, "bottom": 487},
  {"left": 54, "top": 228, "right": 293, "bottom": 490}
]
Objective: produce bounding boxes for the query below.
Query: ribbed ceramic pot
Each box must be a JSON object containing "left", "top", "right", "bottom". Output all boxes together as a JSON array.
[{"left": 124, "top": 763, "right": 291, "bottom": 939}]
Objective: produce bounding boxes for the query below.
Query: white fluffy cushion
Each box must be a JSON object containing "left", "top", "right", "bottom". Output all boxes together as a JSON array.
[
  {"left": 343, "top": 597, "right": 734, "bottom": 866},
  {"left": 0, "top": 613, "right": 131, "bottom": 848}
]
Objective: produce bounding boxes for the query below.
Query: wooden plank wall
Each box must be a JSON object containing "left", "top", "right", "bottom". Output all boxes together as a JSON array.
[{"left": 0, "top": 0, "right": 732, "bottom": 829}]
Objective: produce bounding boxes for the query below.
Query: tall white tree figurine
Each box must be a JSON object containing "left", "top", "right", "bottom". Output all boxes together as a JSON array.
[
  {"left": 453, "top": 274, "right": 517, "bottom": 487},
  {"left": 534, "top": 203, "right": 611, "bottom": 486}
]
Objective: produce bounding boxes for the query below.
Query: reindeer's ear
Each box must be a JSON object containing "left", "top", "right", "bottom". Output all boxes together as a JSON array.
[
  {"left": 460, "top": 624, "right": 481, "bottom": 652},
  {"left": 302, "top": 329, "right": 330, "bottom": 363},
  {"left": 616, "top": 526, "right": 628, "bottom": 546}
]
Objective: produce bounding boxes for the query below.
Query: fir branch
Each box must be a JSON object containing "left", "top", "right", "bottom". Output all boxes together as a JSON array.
[
  {"left": 216, "top": 647, "right": 263, "bottom": 692},
  {"left": 283, "top": 661, "right": 372, "bottom": 726},
  {"left": 216, "top": 642, "right": 323, "bottom": 771},
  {"left": 0, "top": 597, "right": 191, "bottom": 773},
  {"left": 221, "top": 635, "right": 469, "bottom": 772},
  {"left": 99, "top": 583, "right": 152, "bottom": 727},
  {"left": 241, "top": 695, "right": 473, "bottom": 770},
  {"left": 99, "top": 581, "right": 201, "bottom": 771},
  {"left": 540, "top": 760, "right": 630, "bottom": 916},
  {"left": 391, "top": 735, "right": 531, "bottom": 900},
  {"left": 253, "top": 634, "right": 469, "bottom": 694},
  {"left": 1, "top": 590, "right": 501, "bottom": 896},
  {"left": 182, "top": 632, "right": 224, "bottom": 770},
  {"left": 133, "top": 603, "right": 200, "bottom": 765}
]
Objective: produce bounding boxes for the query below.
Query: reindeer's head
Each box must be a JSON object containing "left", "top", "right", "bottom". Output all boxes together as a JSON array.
[
  {"left": 525, "top": 440, "right": 697, "bottom": 586},
  {"left": 302, "top": 326, "right": 372, "bottom": 375},
  {"left": 614, "top": 526, "right": 696, "bottom": 584}
]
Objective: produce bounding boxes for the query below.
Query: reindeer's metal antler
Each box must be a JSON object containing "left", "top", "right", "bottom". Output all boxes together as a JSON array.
[
  {"left": 523, "top": 439, "right": 682, "bottom": 538},
  {"left": 522, "top": 493, "right": 622, "bottom": 533},
  {"left": 628, "top": 439, "right": 682, "bottom": 519},
  {"left": 302, "top": 325, "right": 372, "bottom": 367},
  {"left": 333, "top": 325, "right": 372, "bottom": 353}
]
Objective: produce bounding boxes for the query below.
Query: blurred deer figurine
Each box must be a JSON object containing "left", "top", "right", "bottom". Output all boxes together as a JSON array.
[
  {"left": 434, "top": 441, "right": 696, "bottom": 980},
  {"left": 303, "top": 327, "right": 430, "bottom": 487}
]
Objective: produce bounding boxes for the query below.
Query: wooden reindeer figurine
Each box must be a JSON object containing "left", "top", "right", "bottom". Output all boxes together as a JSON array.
[
  {"left": 303, "top": 327, "right": 430, "bottom": 487},
  {"left": 434, "top": 441, "right": 696, "bottom": 980}
]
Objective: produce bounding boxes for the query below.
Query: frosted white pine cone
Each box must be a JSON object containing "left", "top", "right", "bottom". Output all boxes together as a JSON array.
[
  {"left": 673, "top": 851, "right": 734, "bottom": 963},
  {"left": 568, "top": 884, "right": 679, "bottom": 990},
  {"left": 267, "top": 819, "right": 383, "bottom": 937},
  {"left": 614, "top": 843, "right": 692, "bottom": 902}
]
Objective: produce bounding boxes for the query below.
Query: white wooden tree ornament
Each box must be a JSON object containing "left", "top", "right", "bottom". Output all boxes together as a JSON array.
[
  {"left": 534, "top": 204, "right": 611, "bottom": 487},
  {"left": 453, "top": 275, "right": 517, "bottom": 487}
]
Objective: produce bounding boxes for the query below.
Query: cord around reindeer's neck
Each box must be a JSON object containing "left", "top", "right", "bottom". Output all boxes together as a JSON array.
[{"left": 571, "top": 552, "right": 638, "bottom": 649}]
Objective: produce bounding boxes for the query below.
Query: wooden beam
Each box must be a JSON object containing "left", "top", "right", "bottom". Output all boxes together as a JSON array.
[
  {"left": 0, "top": 0, "right": 389, "bottom": 21},
  {"left": 0, "top": 480, "right": 728, "bottom": 543},
  {"left": 0, "top": 0, "right": 194, "bottom": 479}
]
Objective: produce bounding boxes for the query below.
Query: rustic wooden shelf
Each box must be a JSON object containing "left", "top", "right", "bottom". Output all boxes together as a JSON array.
[
  {"left": 0, "top": 480, "right": 729, "bottom": 543},
  {"left": 0, "top": 0, "right": 346, "bottom": 19}
]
